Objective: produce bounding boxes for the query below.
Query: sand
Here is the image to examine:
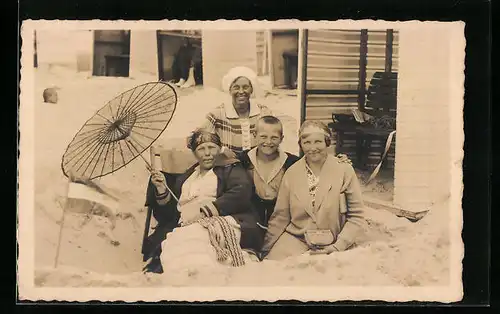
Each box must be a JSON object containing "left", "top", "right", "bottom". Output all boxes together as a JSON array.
[{"left": 31, "top": 65, "right": 450, "bottom": 288}]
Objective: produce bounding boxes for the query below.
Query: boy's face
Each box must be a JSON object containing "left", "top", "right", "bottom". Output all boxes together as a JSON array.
[{"left": 255, "top": 122, "right": 283, "bottom": 156}]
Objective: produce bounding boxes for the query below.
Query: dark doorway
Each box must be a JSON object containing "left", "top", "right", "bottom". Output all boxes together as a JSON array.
[
  {"left": 92, "top": 30, "right": 131, "bottom": 77},
  {"left": 156, "top": 30, "right": 203, "bottom": 86},
  {"left": 270, "top": 30, "right": 299, "bottom": 89},
  {"left": 34, "top": 31, "right": 38, "bottom": 68}
]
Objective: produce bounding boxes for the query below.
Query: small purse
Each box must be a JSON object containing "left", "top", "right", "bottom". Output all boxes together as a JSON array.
[{"left": 304, "top": 229, "right": 336, "bottom": 248}]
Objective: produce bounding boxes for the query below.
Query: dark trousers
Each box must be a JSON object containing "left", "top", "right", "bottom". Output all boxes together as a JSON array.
[
  {"left": 172, "top": 46, "right": 192, "bottom": 81},
  {"left": 142, "top": 172, "right": 181, "bottom": 262},
  {"left": 193, "top": 61, "right": 203, "bottom": 85},
  {"left": 252, "top": 197, "right": 276, "bottom": 227}
]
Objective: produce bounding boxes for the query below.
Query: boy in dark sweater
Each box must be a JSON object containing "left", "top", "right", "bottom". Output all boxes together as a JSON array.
[
  {"left": 239, "top": 116, "right": 351, "bottom": 229},
  {"left": 238, "top": 116, "right": 299, "bottom": 229}
]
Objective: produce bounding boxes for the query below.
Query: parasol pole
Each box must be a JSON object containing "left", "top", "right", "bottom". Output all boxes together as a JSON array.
[
  {"left": 141, "top": 147, "right": 156, "bottom": 261},
  {"left": 54, "top": 175, "right": 71, "bottom": 268},
  {"left": 142, "top": 146, "right": 180, "bottom": 263}
]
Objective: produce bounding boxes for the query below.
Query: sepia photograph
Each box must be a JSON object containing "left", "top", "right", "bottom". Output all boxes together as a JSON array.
[{"left": 18, "top": 20, "right": 464, "bottom": 302}]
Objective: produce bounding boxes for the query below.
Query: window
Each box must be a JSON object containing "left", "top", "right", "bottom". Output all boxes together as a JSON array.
[{"left": 92, "top": 30, "right": 131, "bottom": 77}]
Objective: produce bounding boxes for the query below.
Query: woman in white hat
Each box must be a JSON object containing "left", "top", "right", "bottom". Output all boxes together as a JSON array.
[
  {"left": 261, "top": 120, "right": 367, "bottom": 260},
  {"left": 200, "top": 66, "right": 272, "bottom": 157}
]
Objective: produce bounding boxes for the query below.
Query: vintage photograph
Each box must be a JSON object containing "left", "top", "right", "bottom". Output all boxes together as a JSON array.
[{"left": 18, "top": 20, "right": 464, "bottom": 302}]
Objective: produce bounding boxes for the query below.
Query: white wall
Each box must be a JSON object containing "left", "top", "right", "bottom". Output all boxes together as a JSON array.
[
  {"left": 36, "top": 30, "right": 93, "bottom": 71},
  {"left": 394, "top": 25, "right": 462, "bottom": 211},
  {"left": 201, "top": 30, "right": 258, "bottom": 90},
  {"left": 129, "top": 31, "right": 159, "bottom": 79},
  {"left": 36, "top": 29, "right": 158, "bottom": 79}
]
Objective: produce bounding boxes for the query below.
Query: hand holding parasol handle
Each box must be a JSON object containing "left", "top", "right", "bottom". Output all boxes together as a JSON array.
[
  {"left": 146, "top": 146, "right": 179, "bottom": 202},
  {"left": 148, "top": 145, "right": 156, "bottom": 172}
]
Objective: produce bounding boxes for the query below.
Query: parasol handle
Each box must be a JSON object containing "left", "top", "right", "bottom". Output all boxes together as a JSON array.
[
  {"left": 149, "top": 146, "right": 157, "bottom": 171},
  {"left": 147, "top": 146, "right": 179, "bottom": 203}
]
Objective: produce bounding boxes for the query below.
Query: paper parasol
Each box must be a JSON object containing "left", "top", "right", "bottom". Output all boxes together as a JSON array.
[{"left": 61, "top": 81, "right": 177, "bottom": 180}]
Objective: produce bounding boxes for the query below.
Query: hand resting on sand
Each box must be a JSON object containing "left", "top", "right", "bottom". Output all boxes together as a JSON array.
[{"left": 308, "top": 244, "right": 339, "bottom": 255}]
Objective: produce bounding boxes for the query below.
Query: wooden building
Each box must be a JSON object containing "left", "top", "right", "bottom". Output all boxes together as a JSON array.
[
  {"left": 35, "top": 29, "right": 298, "bottom": 92},
  {"left": 299, "top": 29, "right": 399, "bottom": 169},
  {"left": 299, "top": 27, "right": 459, "bottom": 211}
]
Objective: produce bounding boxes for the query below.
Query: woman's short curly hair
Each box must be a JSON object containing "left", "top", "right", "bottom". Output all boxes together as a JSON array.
[{"left": 186, "top": 129, "right": 222, "bottom": 152}]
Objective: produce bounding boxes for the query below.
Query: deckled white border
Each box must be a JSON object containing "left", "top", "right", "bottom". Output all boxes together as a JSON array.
[{"left": 18, "top": 19, "right": 465, "bottom": 302}]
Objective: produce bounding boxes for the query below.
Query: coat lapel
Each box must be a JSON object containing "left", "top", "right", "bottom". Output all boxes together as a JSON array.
[
  {"left": 248, "top": 147, "right": 288, "bottom": 184},
  {"left": 175, "top": 164, "right": 198, "bottom": 200},
  {"left": 290, "top": 158, "right": 316, "bottom": 222},
  {"left": 314, "top": 155, "right": 338, "bottom": 211}
]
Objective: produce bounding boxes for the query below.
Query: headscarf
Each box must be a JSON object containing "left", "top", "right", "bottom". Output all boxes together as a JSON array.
[
  {"left": 221, "top": 66, "right": 259, "bottom": 98},
  {"left": 187, "top": 129, "right": 222, "bottom": 151},
  {"left": 298, "top": 120, "right": 332, "bottom": 139}
]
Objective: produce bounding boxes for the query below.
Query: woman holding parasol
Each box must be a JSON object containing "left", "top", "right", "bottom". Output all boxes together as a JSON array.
[{"left": 144, "top": 129, "right": 263, "bottom": 274}]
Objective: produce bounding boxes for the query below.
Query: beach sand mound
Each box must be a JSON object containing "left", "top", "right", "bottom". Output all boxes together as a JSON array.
[{"left": 35, "top": 204, "right": 449, "bottom": 287}]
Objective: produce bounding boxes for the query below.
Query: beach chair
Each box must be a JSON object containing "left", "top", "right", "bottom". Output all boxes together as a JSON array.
[
  {"left": 328, "top": 71, "right": 397, "bottom": 171},
  {"left": 141, "top": 146, "right": 197, "bottom": 268}
]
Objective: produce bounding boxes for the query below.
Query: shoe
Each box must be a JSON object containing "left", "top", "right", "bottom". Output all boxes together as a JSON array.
[
  {"left": 175, "top": 79, "right": 186, "bottom": 87},
  {"left": 180, "top": 68, "right": 196, "bottom": 88},
  {"left": 180, "top": 80, "right": 194, "bottom": 88},
  {"left": 142, "top": 256, "right": 164, "bottom": 274}
]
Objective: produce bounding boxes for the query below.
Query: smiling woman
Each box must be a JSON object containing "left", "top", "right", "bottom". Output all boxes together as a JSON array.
[
  {"left": 200, "top": 66, "right": 273, "bottom": 155},
  {"left": 261, "top": 120, "right": 367, "bottom": 260},
  {"left": 230, "top": 77, "right": 254, "bottom": 118}
]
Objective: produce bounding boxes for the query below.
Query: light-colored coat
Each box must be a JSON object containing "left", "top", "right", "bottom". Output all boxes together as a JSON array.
[{"left": 262, "top": 154, "right": 366, "bottom": 252}]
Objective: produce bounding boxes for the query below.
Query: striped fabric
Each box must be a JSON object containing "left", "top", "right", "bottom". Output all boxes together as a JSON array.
[
  {"left": 198, "top": 216, "right": 246, "bottom": 267},
  {"left": 201, "top": 102, "right": 272, "bottom": 154}
]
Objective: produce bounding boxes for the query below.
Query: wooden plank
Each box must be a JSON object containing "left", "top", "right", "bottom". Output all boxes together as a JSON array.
[
  {"left": 367, "top": 45, "right": 395, "bottom": 55},
  {"left": 309, "top": 69, "right": 385, "bottom": 83},
  {"left": 308, "top": 30, "right": 361, "bottom": 41},
  {"left": 306, "top": 94, "right": 359, "bottom": 101},
  {"left": 308, "top": 54, "right": 360, "bottom": 62},
  {"left": 307, "top": 81, "right": 359, "bottom": 90},
  {"left": 157, "top": 30, "right": 202, "bottom": 39},
  {"left": 358, "top": 29, "right": 368, "bottom": 110},
  {"left": 300, "top": 29, "right": 309, "bottom": 125},
  {"left": 385, "top": 29, "right": 394, "bottom": 72},
  {"left": 363, "top": 196, "right": 429, "bottom": 222},
  {"left": 307, "top": 50, "right": 362, "bottom": 58},
  {"left": 308, "top": 41, "right": 362, "bottom": 53},
  {"left": 308, "top": 38, "right": 362, "bottom": 45}
]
